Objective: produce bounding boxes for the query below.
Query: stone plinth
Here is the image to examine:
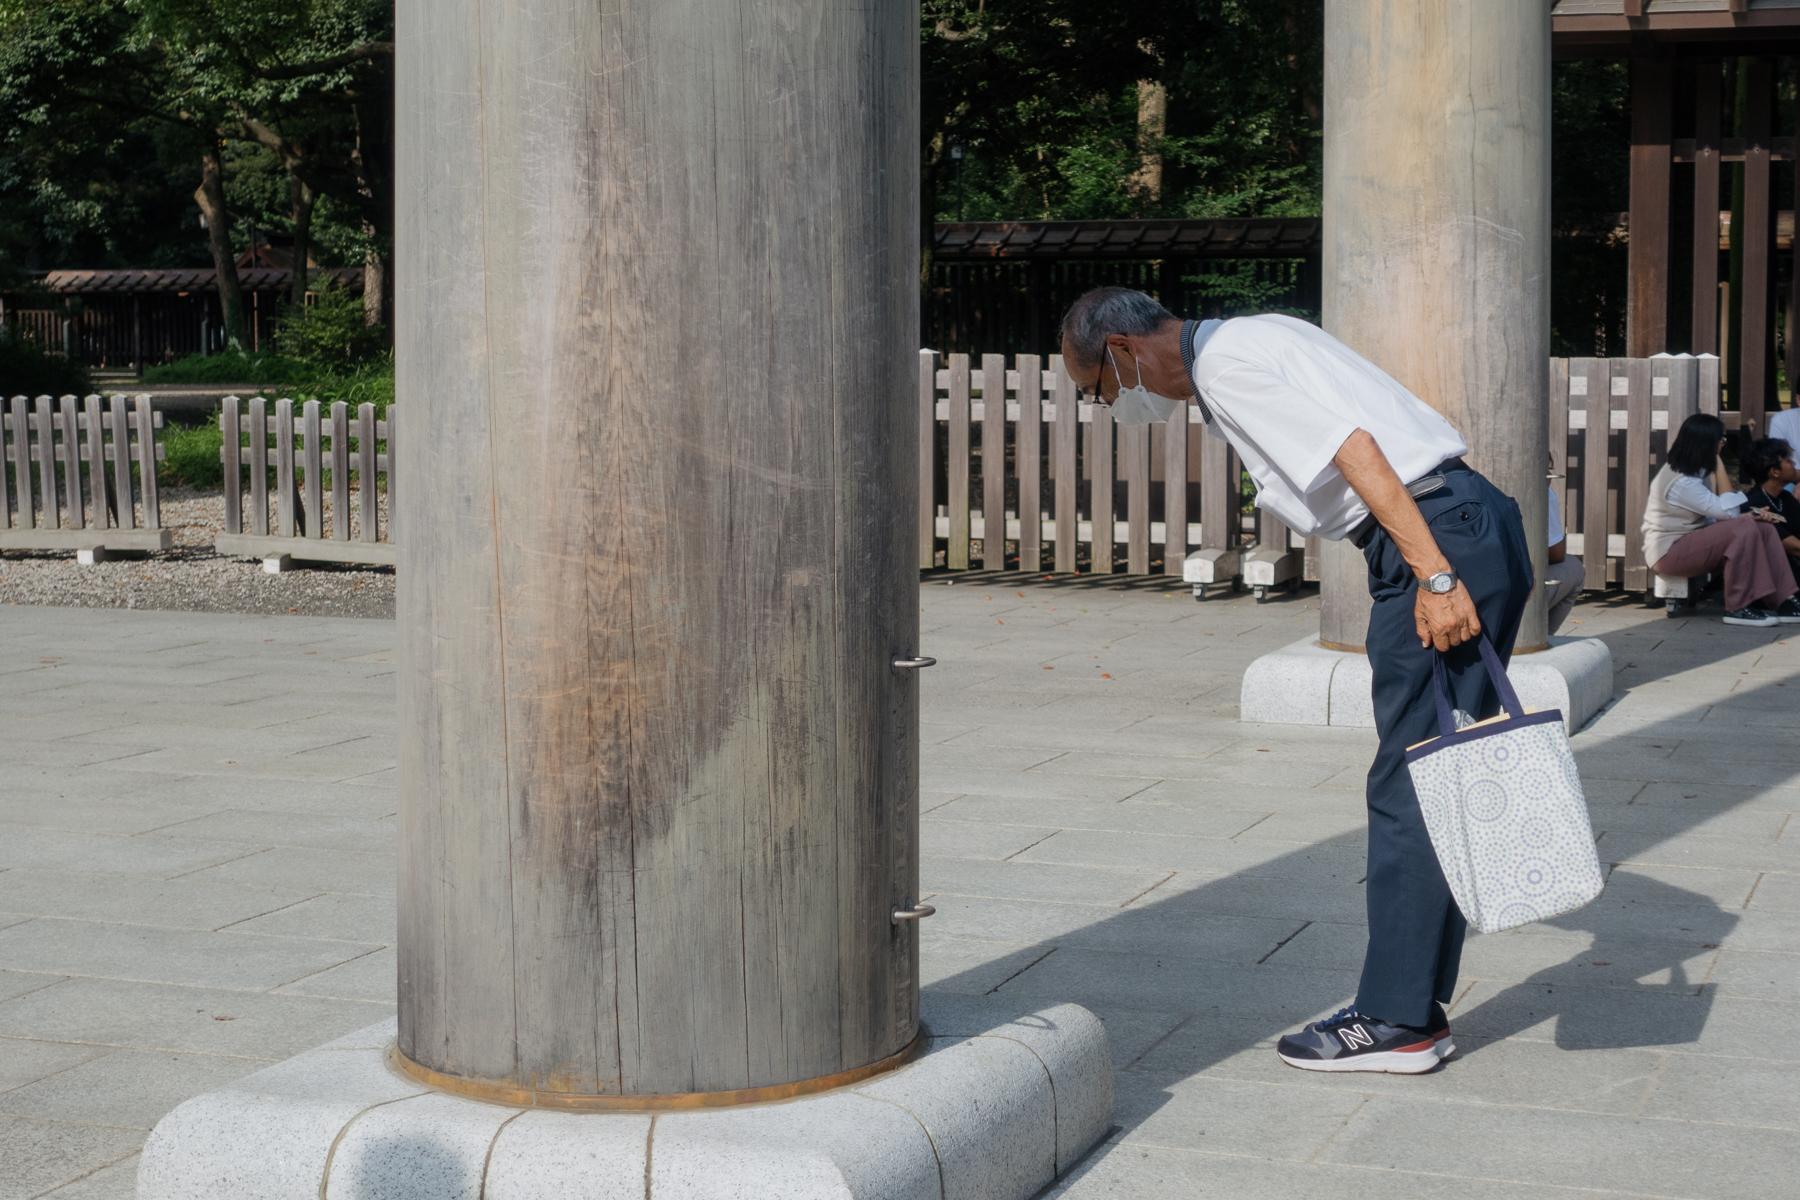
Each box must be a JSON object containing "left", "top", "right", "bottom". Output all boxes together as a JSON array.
[
  {"left": 1241, "top": 636, "right": 1615, "bottom": 733},
  {"left": 136, "top": 997, "right": 1112, "bottom": 1200}
]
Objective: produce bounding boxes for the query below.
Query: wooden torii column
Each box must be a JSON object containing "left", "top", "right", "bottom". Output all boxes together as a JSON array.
[
  {"left": 393, "top": 0, "right": 924, "bottom": 1102},
  {"left": 1317, "top": 0, "right": 1551, "bottom": 654}
]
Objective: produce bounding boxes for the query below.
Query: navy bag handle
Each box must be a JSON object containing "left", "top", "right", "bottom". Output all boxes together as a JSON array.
[{"left": 1430, "top": 635, "right": 1527, "bottom": 738}]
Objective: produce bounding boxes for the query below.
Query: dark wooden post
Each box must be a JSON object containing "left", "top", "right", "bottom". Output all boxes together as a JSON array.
[
  {"left": 1628, "top": 56, "right": 1674, "bottom": 357},
  {"left": 394, "top": 0, "right": 921, "bottom": 1102},
  {"left": 1789, "top": 57, "right": 1800, "bottom": 402},
  {"left": 1741, "top": 57, "right": 1774, "bottom": 429},
  {"left": 1693, "top": 60, "right": 1723, "bottom": 356}
]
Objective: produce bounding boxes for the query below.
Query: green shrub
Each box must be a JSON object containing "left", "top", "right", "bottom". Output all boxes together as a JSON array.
[
  {"left": 143, "top": 351, "right": 317, "bottom": 387},
  {"left": 161, "top": 422, "right": 224, "bottom": 488},
  {"left": 276, "top": 280, "right": 387, "bottom": 370},
  {"left": 0, "top": 330, "right": 91, "bottom": 397}
]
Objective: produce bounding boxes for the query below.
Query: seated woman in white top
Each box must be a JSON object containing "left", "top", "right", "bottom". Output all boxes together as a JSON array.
[{"left": 1642, "top": 413, "right": 1798, "bottom": 627}]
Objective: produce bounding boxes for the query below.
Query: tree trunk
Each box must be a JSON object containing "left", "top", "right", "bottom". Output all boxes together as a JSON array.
[
  {"left": 289, "top": 174, "right": 316, "bottom": 308},
  {"left": 195, "top": 146, "right": 248, "bottom": 351},
  {"left": 1130, "top": 78, "right": 1168, "bottom": 210},
  {"left": 362, "top": 237, "right": 389, "bottom": 329}
]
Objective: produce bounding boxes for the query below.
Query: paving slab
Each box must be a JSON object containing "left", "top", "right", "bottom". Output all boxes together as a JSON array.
[
  {"left": 1, "top": 590, "right": 1795, "bottom": 1199},
  {"left": 0, "top": 1048, "right": 275, "bottom": 1129},
  {"left": 0, "top": 1116, "right": 142, "bottom": 1200},
  {"left": 0, "top": 919, "right": 377, "bottom": 992}
]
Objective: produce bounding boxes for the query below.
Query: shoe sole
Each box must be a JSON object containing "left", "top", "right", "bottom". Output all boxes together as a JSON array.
[
  {"left": 1723, "top": 616, "right": 1779, "bottom": 627},
  {"left": 1277, "top": 1036, "right": 1454, "bottom": 1075},
  {"left": 1777, "top": 615, "right": 1800, "bottom": 624}
]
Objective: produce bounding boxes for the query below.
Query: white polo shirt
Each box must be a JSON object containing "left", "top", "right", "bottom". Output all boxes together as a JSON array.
[{"left": 1188, "top": 315, "right": 1469, "bottom": 541}]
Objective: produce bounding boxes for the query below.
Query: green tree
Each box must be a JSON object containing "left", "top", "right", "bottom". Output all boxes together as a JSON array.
[{"left": 0, "top": 0, "right": 392, "bottom": 345}]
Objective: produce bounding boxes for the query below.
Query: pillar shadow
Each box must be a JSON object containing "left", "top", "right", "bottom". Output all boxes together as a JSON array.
[{"left": 921, "top": 621, "right": 1786, "bottom": 1182}]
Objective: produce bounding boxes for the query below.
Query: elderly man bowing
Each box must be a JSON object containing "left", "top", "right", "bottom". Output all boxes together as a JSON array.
[{"left": 1060, "top": 287, "right": 1533, "bottom": 1073}]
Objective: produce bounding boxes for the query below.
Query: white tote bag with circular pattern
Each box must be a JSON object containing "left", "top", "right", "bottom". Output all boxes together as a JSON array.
[{"left": 1404, "top": 638, "right": 1604, "bottom": 935}]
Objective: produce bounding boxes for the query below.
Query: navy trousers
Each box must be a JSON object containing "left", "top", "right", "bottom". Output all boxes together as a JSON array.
[{"left": 1354, "top": 464, "right": 1533, "bottom": 1028}]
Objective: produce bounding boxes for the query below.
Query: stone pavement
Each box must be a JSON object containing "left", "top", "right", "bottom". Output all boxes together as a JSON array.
[{"left": 0, "top": 584, "right": 1796, "bottom": 1199}]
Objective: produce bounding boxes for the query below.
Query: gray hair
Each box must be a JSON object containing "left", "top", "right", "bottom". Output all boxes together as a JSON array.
[{"left": 1059, "top": 287, "right": 1177, "bottom": 369}]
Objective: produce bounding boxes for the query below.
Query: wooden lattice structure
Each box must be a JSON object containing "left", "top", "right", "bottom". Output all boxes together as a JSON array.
[
  {"left": 0, "top": 394, "right": 169, "bottom": 560},
  {"left": 1555, "top": 1, "right": 1800, "bottom": 426}
]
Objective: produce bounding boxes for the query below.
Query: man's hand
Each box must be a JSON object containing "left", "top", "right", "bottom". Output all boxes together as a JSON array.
[
  {"left": 1415, "top": 584, "right": 1482, "bottom": 651},
  {"left": 1750, "top": 507, "right": 1785, "bottom": 525}
]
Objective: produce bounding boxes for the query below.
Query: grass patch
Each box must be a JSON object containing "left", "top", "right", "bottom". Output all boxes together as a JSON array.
[
  {"left": 145, "top": 353, "right": 393, "bottom": 413},
  {"left": 162, "top": 423, "right": 225, "bottom": 488}
]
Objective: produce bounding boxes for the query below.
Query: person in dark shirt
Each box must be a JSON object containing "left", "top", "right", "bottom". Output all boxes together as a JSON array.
[{"left": 1740, "top": 437, "right": 1800, "bottom": 586}]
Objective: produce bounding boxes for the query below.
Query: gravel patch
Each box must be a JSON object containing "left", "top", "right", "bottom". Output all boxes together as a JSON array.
[{"left": 0, "top": 487, "right": 395, "bottom": 619}]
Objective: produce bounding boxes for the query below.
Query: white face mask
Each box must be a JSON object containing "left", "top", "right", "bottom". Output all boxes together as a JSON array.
[{"left": 1105, "top": 347, "right": 1184, "bottom": 426}]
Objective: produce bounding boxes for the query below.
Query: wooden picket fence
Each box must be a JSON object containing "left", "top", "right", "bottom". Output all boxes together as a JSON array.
[
  {"left": 1552, "top": 355, "right": 1722, "bottom": 594},
  {"left": 0, "top": 394, "right": 169, "bottom": 561},
  {"left": 920, "top": 351, "right": 1724, "bottom": 597},
  {"left": 216, "top": 397, "right": 395, "bottom": 569}
]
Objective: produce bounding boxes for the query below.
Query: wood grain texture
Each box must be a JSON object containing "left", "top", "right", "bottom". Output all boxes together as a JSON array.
[
  {"left": 1741, "top": 57, "right": 1774, "bottom": 430},
  {"left": 1052, "top": 357, "right": 1078, "bottom": 572},
  {"left": 1162, "top": 408, "right": 1187, "bottom": 575},
  {"left": 1549, "top": 358, "right": 1570, "bottom": 527},
  {"left": 32, "top": 399, "right": 57, "bottom": 531},
  {"left": 274, "top": 399, "right": 295, "bottom": 539},
  {"left": 11, "top": 400, "right": 31, "bottom": 527},
  {"left": 358, "top": 403, "right": 378, "bottom": 543},
  {"left": 1321, "top": 2, "right": 1550, "bottom": 649},
  {"left": 248, "top": 399, "right": 269, "bottom": 537},
  {"left": 83, "top": 396, "right": 107, "bottom": 529},
  {"left": 1580, "top": 360, "right": 1611, "bottom": 592},
  {"left": 58, "top": 397, "right": 83, "bottom": 530},
  {"left": 918, "top": 350, "right": 936, "bottom": 568},
  {"left": 331, "top": 403, "right": 351, "bottom": 540},
  {"left": 221, "top": 399, "right": 242, "bottom": 536},
  {"left": 397, "top": 0, "right": 918, "bottom": 1098},
  {"left": 0, "top": 402, "right": 12, "bottom": 529},
  {"left": 303, "top": 400, "right": 324, "bottom": 542},
  {"left": 1017, "top": 355, "right": 1042, "bottom": 571},
  {"left": 1693, "top": 60, "right": 1722, "bottom": 355},
  {"left": 947, "top": 354, "right": 971, "bottom": 569},
  {"left": 108, "top": 398, "right": 133, "bottom": 530},
  {"left": 1626, "top": 56, "right": 1672, "bottom": 358},
  {"left": 1091, "top": 404, "right": 1115, "bottom": 573},
  {"left": 1123, "top": 424, "right": 1149, "bottom": 574},
  {"left": 132, "top": 396, "right": 160, "bottom": 529},
  {"left": 981, "top": 353, "right": 1007, "bottom": 569},
  {"left": 1622, "top": 358, "right": 1652, "bottom": 591}
]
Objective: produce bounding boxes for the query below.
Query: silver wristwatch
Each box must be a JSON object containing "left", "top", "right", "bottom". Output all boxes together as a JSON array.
[{"left": 1423, "top": 570, "right": 1459, "bottom": 595}]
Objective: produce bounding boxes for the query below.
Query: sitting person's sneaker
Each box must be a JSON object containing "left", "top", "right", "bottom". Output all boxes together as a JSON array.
[
  {"left": 1723, "top": 606, "right": 1779, "bottom": 627},
  {"left": 1276, "top": 1005, "right": 1452, "bottom": 1074},
  {"left": 1774, "top": 597, "right": 1800, "bottom": 624}
]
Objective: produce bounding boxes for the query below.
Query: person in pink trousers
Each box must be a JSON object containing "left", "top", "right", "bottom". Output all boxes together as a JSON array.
[{"left": 1643, "top": 414, "right": 1797, "bottom": 627}]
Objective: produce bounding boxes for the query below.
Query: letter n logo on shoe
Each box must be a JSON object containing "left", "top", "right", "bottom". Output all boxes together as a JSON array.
[{"left": 1338, "top": 1024, "right": 1375, "bottom": 1051}]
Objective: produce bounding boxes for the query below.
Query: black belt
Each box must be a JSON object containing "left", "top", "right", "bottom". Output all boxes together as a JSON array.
[{"left": 1351, "top": 457, "right": 1470, "bottom": 548}]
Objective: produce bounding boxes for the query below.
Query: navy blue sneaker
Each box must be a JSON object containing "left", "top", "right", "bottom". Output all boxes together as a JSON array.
[{"left": 1276, "top": 1004, "right": 1453, "bottom": 1074}]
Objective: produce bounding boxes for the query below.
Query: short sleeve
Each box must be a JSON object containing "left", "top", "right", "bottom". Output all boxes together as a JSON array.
[
  {"left": 1202, "top": 365, "right": 1360, "bottom": 496},
  {"left": 1546, "top": 487, "right": 1565, "bottom": 546}
]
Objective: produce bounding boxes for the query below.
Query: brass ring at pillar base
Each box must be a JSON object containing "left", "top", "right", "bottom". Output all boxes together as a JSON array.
[{"left": 386, "top": 1030, "right": 930, "bottom": 1112}]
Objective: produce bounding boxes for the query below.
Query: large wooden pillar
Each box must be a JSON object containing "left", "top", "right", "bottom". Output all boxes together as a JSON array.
[
  {"left": 1317, "top": 1, "right": 1550, "bottom": 654},
  {"left": 394, "top": 0, "right": 921, "bottom": 1100}
]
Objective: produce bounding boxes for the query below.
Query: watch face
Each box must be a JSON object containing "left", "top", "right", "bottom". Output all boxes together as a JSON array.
[{"left": 1430, "top": 574, "right": 1455, "bottom": 594}]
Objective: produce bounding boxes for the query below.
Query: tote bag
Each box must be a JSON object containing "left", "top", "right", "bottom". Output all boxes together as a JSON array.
[{"left": 1404, "top": 637, "right": 1603, "bottom": 935}]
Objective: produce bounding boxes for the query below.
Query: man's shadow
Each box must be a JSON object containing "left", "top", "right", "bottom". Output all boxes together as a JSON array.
[{"left": 921, "top": 611, "right": 1779, "bottom": 1175}]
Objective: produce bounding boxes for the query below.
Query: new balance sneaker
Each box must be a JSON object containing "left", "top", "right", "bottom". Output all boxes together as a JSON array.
[
  {"left": 1774, "top": 598, "right": 1800, "bottom": 624},
  {"left": 1276, "top": 1005, "right": 1453, "bottom": 1074},
  {"left": 1723, "top": 606, "right": 1780, "bottom": 627}
]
